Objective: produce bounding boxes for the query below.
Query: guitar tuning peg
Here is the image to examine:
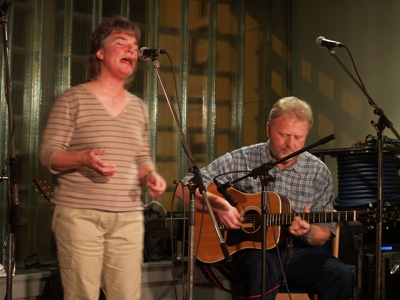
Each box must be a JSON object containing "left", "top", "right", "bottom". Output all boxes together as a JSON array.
[{"left": 390, "top": 263, "right": 399, "bottom": 275}]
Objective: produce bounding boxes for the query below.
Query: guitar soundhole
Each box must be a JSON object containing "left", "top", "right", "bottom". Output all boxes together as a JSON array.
[{"left": 241, "top": 206, "right": 261, "bottom": 234}]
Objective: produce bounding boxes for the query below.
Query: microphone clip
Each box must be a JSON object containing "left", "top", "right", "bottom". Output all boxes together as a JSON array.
[{"left": 213, "top": 178, "right": 237, "bottom": 207}]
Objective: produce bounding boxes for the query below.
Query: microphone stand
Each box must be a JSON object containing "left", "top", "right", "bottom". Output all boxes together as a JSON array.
[
  {"left": 326, "top": 49, "right": 400, "bottom": 300},
  {"left": 216, "top": 133, "right": 336, "bottom": 299},
  {"left": 149, "top": 57, "right": 231, "bottom": 300},
  {"left": 0, "top": 2, "right": 21, "bottom": 300}
]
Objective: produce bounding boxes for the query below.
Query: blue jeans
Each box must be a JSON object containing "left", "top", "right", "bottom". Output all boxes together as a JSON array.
[{"left": 229, "top": 243, "right": 354, "bottom": 300}]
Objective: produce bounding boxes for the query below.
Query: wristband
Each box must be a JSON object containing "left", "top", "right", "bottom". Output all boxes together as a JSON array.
[{"left": 302, "top": 225, "right": 315, "bottom": 243}]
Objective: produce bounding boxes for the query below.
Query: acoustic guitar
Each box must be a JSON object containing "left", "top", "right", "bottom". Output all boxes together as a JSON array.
[{"left": 194, "top": 183, "right": 398, "bottom": 263}]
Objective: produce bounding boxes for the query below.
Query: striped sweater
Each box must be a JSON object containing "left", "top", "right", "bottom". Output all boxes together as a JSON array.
[{"left": 39, "top": 84, "right": 154, "bottom": 211}]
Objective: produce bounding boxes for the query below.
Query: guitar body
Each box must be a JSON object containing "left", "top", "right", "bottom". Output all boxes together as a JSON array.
[{"left": 194, "top": 183, "right": 291, "bottom": 263}]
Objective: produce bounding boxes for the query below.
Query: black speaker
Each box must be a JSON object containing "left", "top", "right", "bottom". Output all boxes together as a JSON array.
[
  {"left": 364, "top": 251, "right": 400, "bottom": 300},
  {"left": 338, "top": 222, "right": 366, "bottom": 299},
  {"left": 339, "top": 222, "right": 365, "bottom": 265}
]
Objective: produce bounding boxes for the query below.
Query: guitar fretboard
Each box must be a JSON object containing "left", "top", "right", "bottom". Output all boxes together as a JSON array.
[{"left": 243, "top": 210, "right": 371, "bottom": 227}]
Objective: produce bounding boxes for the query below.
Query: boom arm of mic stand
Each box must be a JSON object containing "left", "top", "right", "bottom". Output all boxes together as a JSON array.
[
  {"left": 328, "top": 50, "right": 400, "bottom": 140},
  {"left": 150, "top": 58, "right": 231, "bottom": 299},
  {"left": 327, "top": 49, "right": 400, "bottom": 300}
]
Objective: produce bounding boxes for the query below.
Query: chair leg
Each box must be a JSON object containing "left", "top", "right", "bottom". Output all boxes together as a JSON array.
[{"left": 308, "top": 293, "right": 318, "bottom": 300}]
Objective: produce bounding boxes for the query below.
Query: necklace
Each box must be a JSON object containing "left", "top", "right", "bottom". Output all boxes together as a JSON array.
[{"left": 96, "top": 81, "right": 124, "bottom": 104}]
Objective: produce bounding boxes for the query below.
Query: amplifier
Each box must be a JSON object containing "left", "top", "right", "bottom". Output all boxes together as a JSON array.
[
  {"left": 143, "top": 212, "right": 188, "bottom": 262},
  {"left": 364, "top": 251, "right": 400, "bottom": 300}
]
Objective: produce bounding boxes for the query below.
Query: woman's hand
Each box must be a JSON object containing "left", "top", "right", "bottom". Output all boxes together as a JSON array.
[
  {"left": 51, "top": 149, "right": 117, "bottom": 176},
  {"left": 86, "top": 149, "right": 118, "bottom": 176},
  {"left": 144, "top": 171, "right": 167, "bottom": 197}
]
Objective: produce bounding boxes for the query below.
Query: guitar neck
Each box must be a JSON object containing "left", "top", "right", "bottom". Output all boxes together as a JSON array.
[{"left": 268, "top": 210, "right": 365, "bottom": 226}]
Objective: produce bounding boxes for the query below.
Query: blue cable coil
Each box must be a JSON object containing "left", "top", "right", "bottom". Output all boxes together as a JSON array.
[{"left": 334, "top": 153, "right": 400, "bottom": 209}]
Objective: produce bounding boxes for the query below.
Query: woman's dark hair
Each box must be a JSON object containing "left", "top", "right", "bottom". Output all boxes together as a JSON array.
[{"left": 87, "top": 16, "right": 141, "bottom": 81}]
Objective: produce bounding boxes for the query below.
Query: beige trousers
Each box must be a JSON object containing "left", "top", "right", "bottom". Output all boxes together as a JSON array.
[{"left": 52, "top": 206, "right": 144, "bottom": 300}]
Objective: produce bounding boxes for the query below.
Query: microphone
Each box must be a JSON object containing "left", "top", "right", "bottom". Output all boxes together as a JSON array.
[
  {"left": 316, "top": 36, "right": 344, "bottom": 50},
  {"left": 213, "top": 178, "right": 237, "bottom": 207},
  {"left": 138, "top": 47, "right": 166, "bottom": 61},
  {"left": 0, "top": 0, "right": 12, "bottom": 16}
]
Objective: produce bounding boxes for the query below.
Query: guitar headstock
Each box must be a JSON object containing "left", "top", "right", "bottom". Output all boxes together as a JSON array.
[
  {"left": 357, "top": 202, "right": 399, "bottom": 230},
  {"left": 382, "top": 202, "right": 399, "bottom": 229},
  {"left": 33, "top": 178, "right": 53, "bottom": 204}
]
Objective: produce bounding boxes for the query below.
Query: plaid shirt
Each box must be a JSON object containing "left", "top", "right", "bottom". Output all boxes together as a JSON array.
[{"left": 185, "top": 141, "right": 336, "bottom": 232}]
